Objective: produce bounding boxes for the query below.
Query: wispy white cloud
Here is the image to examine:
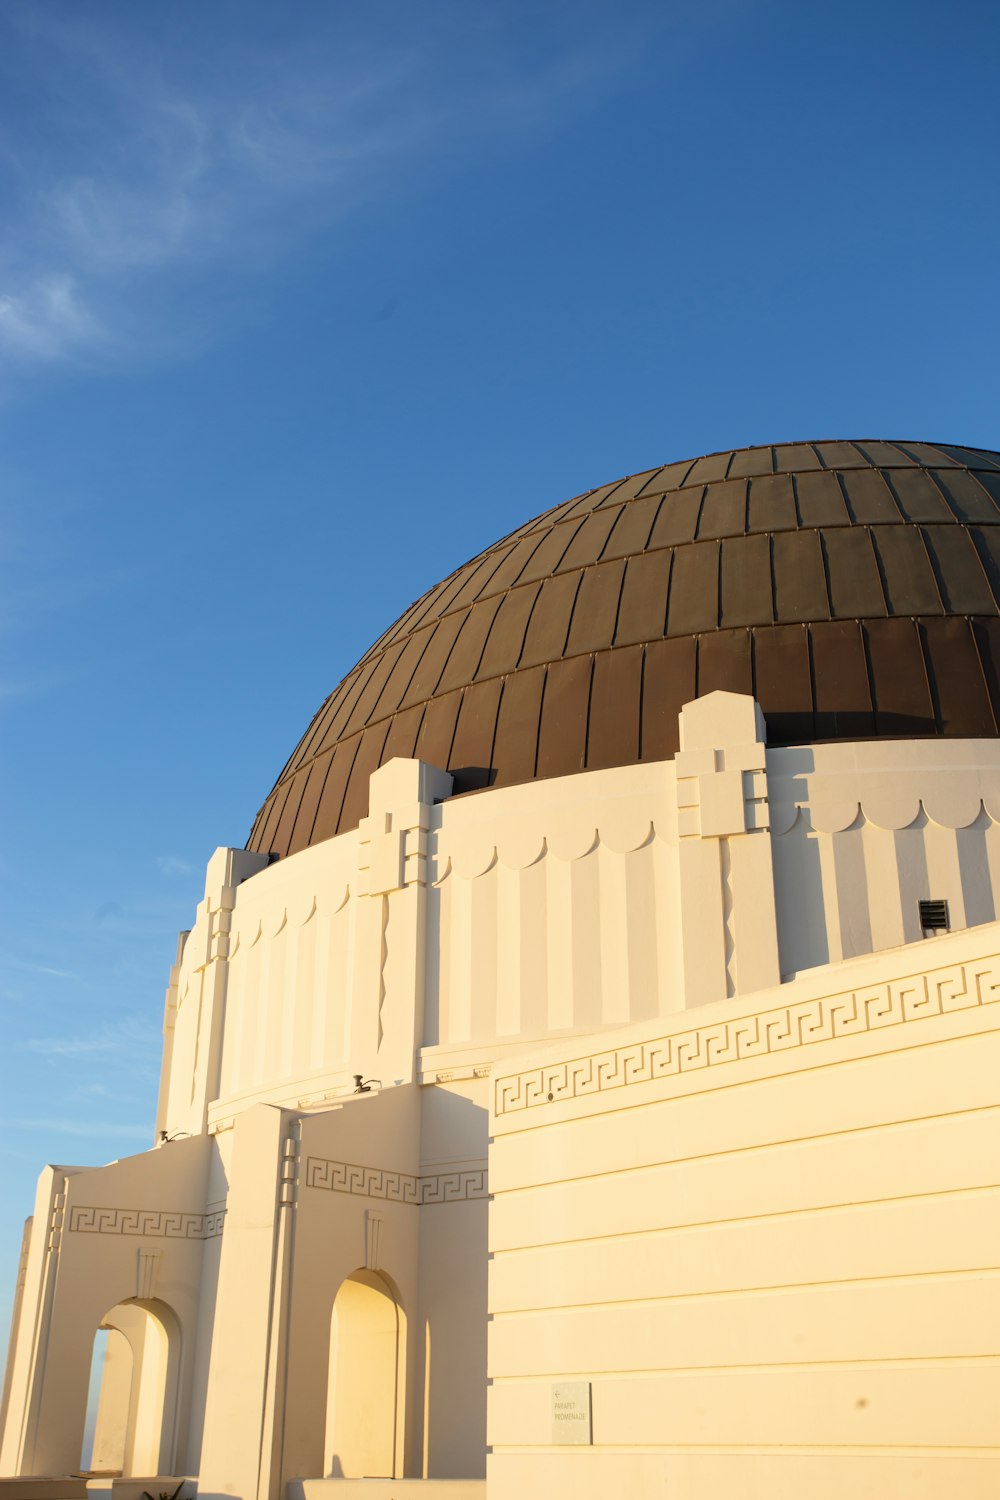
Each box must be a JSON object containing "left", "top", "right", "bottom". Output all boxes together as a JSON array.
[
  {"left": 22, "top": 1016, "right": 159, "bottom": 1061},
  {"left": 0, "top": 1115, "right": 150, "bottom": 1142},
  {"left": 0, "top": 274, "right": 106, "bottom": 363},
  {"left": 155, "top": 855, "right": 195, "bottom": 878},
  {"left": 0, "top": 4, "right": 648, "bottom": 370}
]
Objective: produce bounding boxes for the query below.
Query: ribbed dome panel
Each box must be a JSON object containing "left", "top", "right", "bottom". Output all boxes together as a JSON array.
[{"left": 248, "top": 441, "right": 1000, "bottom": 858}]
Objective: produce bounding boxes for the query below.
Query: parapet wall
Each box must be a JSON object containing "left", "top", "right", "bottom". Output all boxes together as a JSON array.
[{"left": 156, "top": 698, "right": 1000, "bottom": 1141}]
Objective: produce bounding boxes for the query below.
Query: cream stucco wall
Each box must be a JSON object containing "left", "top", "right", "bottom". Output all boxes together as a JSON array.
[
  {"left": 4, "top": 693, "right": 1000, "bottom": 1497},
  {"left": 488, "top": 920, "right": 1000, "bottom": 1498}
]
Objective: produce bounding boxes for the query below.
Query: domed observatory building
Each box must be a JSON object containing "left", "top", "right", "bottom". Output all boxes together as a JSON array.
[{"left": 4, "top": 440, "right": 1000, "bottom": 1500}]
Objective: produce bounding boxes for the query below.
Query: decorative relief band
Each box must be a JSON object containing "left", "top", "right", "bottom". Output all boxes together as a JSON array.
[
  {"left": 68, "top": 1206, "right": 226, "bottom": 1239},
  {"left": 305, "top": 1157, "right": 487, "bottom": 1205},
  {"left": 419, "top": 1168, "right": 487, "bottom": 1203},
  {"left": 494, "top": 955, "right": 1000, "bottom": 1116}
]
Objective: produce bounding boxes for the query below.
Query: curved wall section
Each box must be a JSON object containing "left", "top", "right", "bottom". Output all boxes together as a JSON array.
[{"left": 164, "top": 711, "right": 1000, "bottom": 1140}]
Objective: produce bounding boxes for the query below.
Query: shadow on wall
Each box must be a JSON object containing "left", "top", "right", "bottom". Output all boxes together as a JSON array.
[{"left": 419, "top": 1089, "right": 489, "bottom": 1481}]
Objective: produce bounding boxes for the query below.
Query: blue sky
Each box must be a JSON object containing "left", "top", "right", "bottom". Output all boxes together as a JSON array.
[{"left": 1, "top": 0, "right": 998, "bottom": 1344}]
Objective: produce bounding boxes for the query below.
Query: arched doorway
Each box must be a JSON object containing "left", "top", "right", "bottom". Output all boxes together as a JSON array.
[
  {"left": 325, "top": 1270, "right": 405, "bottom": 1479},
  {"left": 80, "top": 1298, "right": 181, "bottom": 1476}
]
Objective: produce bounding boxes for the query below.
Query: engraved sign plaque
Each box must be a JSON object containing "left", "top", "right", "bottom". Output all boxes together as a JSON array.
[{"left": 551, "top": 1381, "right": 592, "bottom": 1444}]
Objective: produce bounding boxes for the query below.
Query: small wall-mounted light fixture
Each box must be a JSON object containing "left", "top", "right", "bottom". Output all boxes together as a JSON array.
[
  {"left": 919, "top": 899, "right": 950, "bottom": 935},
  {"left": 353, "top": 1075, "right": 381, "bottom": 1094}
]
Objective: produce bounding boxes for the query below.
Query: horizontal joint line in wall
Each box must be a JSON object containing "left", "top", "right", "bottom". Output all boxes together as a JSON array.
[
  {"left": 491, "top": 1013, "right": 1000, "bottom": 1135},
  {"left": 488, "top": 1182, "right": 1000, "bottom": 1252},
  {"left": 489, "top": 1264, "right": 1000, "bottom": 1314},
  {"left": 489, "top": 1101, "right": 1000, "bottom": 1195}
]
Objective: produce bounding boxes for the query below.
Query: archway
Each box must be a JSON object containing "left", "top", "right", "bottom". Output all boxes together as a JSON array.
[
  {"left": 325, "top": 1270, "right": 405, "bottom": 1479},
  {"left": 79, "top": 1298, "right": 181, "bottom": 1476}
]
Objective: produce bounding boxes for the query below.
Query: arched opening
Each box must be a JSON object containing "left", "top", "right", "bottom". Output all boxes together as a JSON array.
[
  {"left": 325, "top": 1270, "right": 405, "bottom": 1479},
  {"left": 79, "top": 1298, "right": 181, "bottom": 1477}
]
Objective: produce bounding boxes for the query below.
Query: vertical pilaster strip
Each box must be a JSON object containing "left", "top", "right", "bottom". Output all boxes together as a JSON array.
[
  {"left": 675, "top": 693, "right": 780, "bottom": 1005},
  {"left": 355, "top": 758, "right": 454, "bottom": 1082}
]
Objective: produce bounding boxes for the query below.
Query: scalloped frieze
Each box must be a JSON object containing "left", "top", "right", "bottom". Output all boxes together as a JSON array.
[{"left": 771, "top": 772, "right": 1000, "bottom": 835}]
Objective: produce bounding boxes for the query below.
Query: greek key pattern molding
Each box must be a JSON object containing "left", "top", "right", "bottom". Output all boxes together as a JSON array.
[
  {"left": 305, "top": 1157, "right": 487, "bottom": 1205},
  {"left": 68, "top": 1206, "right": 226, "bottom": 1239},
  {"left": 494, "top": 954, "right": 1000, "bottom": 1117}
]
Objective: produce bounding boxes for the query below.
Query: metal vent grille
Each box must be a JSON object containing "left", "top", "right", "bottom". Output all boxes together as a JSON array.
[{"left": 919, "top": 899, "right": 950, "bottom": 932}]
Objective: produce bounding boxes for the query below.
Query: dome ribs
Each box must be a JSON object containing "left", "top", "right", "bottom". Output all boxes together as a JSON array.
[
  {"left": 246, "top": 441, "right": 1000, "bottom": 857},
  {"left": 972, "top": 620, "right": 1000, "bottom": 713},
  {"left": 772, "top": 530, "right": 830, "bottom": 623},
  {"left": 647, "top": 486, "right": 705, "bottom": 547},
  {"left": 695, "top": 478, "right": 747, "bottom": 540},
  {"left": 517, "top": 571, "right": 580, "bottom": 670},
  {"left": 727, "top": 445, "right": 775, "bottom": 479},
  {"left": 684, "top": 451, "right": 732, "bottom": 487},
  {"left": 920, "top": 618, "right": 997, "bottom": 737},
  {"left": 602, "top": 492, "right": 663, "bottom": 559},
  {"left": 553, "top": 508, "right": 621, "bottom": 572},
  {"left": 752, "top": 625, "right": 814, "bottom": 744},
  {"left": 511, "top": 517, "right": 583, "bottom": 585},
  {"left": 475, "top": 584, "right": 541, "bottom": 680},
  {"left": 339, "top": 636, "right": 413, "bottom": 738},
  {"left": 854, "top": 440, "right": 919, "bottom": 468},
  {"left": 437, "top": 595, "right": 505, "bottom": 692},
  {"left": 885, "top": 467, "right": 953, "bottom": 523},
  {"left": 810, "top": 621, "right": 875, "bottom": 740},
  {"left": 814, "top": 441, "right": 870, "bottom": 470},
  {"left": 380, "top": 702, "right": 426, "bottom": 764},
  {"left": 969, "top": 528, "right": 1000, "bottom": 611},
  {"left": 366, "top": 622, "right": 441, "bottom": 723},
  {"left": 615, "top": 549, "right": 671, "bottom": 646},
  {"left": 720, "top": 534, "right": 772, "bottom": 630},
  {"left": 587, "top": 646, "right": 642, "bottom": 771},
  {"left": 413, "top": 691, "right": 463, "bottom": 784},
  {"left": 639, "top": 637, "right": 694, "bottom": 761},
  {"left": 399, "top": 612, "right": 468, "bottom": 709},
  {"left": 895, "top": 442, "right": 962, "bottom": 468},
  {"left": 932, "top": 468, "right": 1000, "bottom": 525},
  {"left": 565, "top": 559, "right": 627, "bottom": 656},
  {"left": 305, "top": 737, "right": 361, "bottom": 847},
  {"left": 285, "top": 751, "right": 333, "bottom": 857},
  {"left": 793, "top": 471, "right": 851, "bottom": 527},
  {"left": 536, "top": 656, "right": 592, "bottom": 780},
  {"left": 775, "top": 442, "right": 822, "bottom": 472},
  {"left": 822, "top": 528, "right": 888, "bottom": 618},
  {"left": 863, "top": 619, "right": 935, "bottom": 738},
  {"left": 448, "top": 678, "right": 504, "bottom": 793},
  {"left": 748, "top": 474, "right": 796, "bottom": 533},
  {"left": 491, "top": 666, "right": 546, "bottom": 788},
  {"left": 638, "top": 457, "right": 695, "bottom": 494},
  {"left": 871, "top": 527, "right": 944, "bottom": 615},
  {"left": 698, "top": 628, "right": 753, "bottom": 699},
  {"left": 838, "top": 468, "right": 902, "bottom": 524},
  {"left": 665, "top": 539, "right": 719, "bottom": 636},
  {"left": 921, "top": 526, "right": 997, "bottom": 615},
  {"left": 338, "top": 720, "right": 393, "bottom": 835}
]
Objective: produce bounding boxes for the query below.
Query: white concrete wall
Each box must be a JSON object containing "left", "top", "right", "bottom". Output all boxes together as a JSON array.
[
  {"left": 11, "top": 700, "right": 1000, "bottom": 1498},
  {"left": 0, "top": 1137, "right": 214, "bottom": 1479},
  {"left": 487, "top": 920, "right": 1000, "bottom": 1498},
  {"left": 770, "top": 738, "right": 1000, "bottom": 976},
  {"left": 158, "top": 720, "right": 1000, "bottom": 1145}
]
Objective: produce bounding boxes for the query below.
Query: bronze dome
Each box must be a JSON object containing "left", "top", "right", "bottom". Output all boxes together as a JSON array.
[{"left": 248, "top": 440, "right": 1000, "bottom": 859}]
